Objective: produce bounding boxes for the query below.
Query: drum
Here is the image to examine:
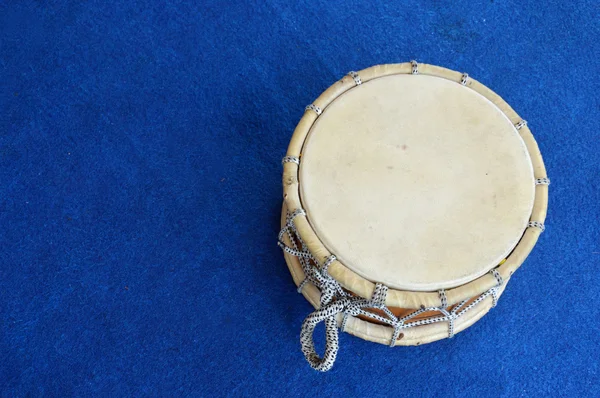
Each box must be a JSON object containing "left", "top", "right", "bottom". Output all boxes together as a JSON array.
[{"left": 278, "top": 61, "right": 549, "bottom": 372}]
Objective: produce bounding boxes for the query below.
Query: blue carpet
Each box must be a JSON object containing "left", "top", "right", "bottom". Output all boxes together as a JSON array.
[{"left": 1, "top": 1, "right": 599, "bottom": 396}]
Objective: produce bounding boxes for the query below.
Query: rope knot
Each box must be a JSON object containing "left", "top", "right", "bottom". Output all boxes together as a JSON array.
[{"left": 339, "top": 298, "right": 361, "bottom": 316}]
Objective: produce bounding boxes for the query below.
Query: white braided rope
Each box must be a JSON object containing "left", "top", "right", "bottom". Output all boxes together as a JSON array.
[
  {"left": 515, "top": 119, "right": 528, "bottom": 130},
  {"left": 528, "top": 221, "right": 545, "bottom": 232},
  {"left": 490, "top": 269, "right": 504, "bottom": 308},
  {"left": 410, "top": 60, "right": 419, "bottom": 75},
  {"left": 282, "top": 156, "right": 300, "bottom": 165},
  {"left": 460, "top": 73, "right": 469, "bottom": 86},
  {"left": 348, "top": 71, "right": 362, "bottom": 85},
  {"left": 305, "top": 104, "right": 322, "bottom": 115},
  {"left": 279, "top": 211, "right": 506, "bottom": 371},
  {"left": 535, "top": 177, "right": 551, "bottom": 185}
]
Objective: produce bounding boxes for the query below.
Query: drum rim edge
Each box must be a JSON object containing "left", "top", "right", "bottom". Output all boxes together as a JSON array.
[{"left": 282, "top": 62, "right": 548, "bottom": 310}]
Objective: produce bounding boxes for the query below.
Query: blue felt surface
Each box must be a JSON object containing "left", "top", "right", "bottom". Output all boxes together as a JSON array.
[{"left": 1, "top": 1, "right": 599, "bottom": 396}]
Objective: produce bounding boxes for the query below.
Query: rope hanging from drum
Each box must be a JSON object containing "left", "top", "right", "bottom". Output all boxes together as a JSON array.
[{"left": 278, "top": 209, "right": 511, "bottom": 372}]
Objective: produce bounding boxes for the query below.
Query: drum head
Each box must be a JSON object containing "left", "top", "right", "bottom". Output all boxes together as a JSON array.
[{"left": 299, "top": 73, "right": 535, "bottom": 291}]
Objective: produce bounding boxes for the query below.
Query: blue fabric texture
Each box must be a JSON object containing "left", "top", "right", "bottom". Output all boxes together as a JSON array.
[{"left": 1, "top": 1, "right": 599, "bottom": 396}]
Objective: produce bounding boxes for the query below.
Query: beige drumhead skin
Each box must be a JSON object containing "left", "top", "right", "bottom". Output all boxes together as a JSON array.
[{"left": 299, "top": 74, "right": 535, "bottom": 291}]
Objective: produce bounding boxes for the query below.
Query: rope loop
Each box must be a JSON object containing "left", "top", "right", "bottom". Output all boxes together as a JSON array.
[
  {"left": 300, "top": 296, "right": 363, "bottom": 371},
  {"left": 410, "top": 60, "right": 419, "bottom": 75},
  {"left": 279, "top": 211, "right": 508, "bottom": 371}
]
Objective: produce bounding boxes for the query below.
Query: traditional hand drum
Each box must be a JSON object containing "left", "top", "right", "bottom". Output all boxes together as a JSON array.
[{"left": 278, "top": 61, "right": 549, "bottom": 371}]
